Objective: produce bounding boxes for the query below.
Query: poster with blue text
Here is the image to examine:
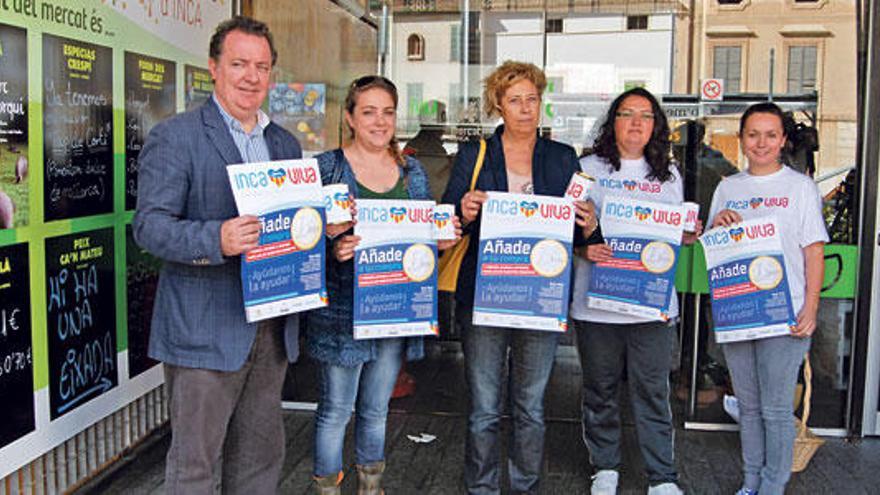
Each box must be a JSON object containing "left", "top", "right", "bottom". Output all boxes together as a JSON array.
[
  {"left": 700, "top": 217, "right": 795, "bottom": 343},
  {"left": 227, "top": 159, "right": 327, "bottom": 322},
  {"left": 474, "top": 192, "right": 574, "bottom": 331},
  {"left": 354, "top": 199, "right": 438, "bottom": 339},
  {"left": 588, "top": 196, "right": 684, "bottom": 320}
]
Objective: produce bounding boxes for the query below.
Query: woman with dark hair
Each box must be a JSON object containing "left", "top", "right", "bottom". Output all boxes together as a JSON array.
[
  {"left": 709, "top": 102, "right": 827, "bottom": 495},
  {"left": 442, "top": 60, "right": 596, "bottom": 494},
  {"left": 570, "top": 87, "right": 697, "bottom": 495},
  {"left": 307, "top": 75, "right": 460, "bottom": 494},
  {"left": 590, "top": 87, "right": 674, "bottom": 183}
]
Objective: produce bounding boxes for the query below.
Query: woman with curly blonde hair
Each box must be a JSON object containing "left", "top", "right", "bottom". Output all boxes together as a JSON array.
[{"left": 442, "top": 61, "right": 596, "bottom": 494}]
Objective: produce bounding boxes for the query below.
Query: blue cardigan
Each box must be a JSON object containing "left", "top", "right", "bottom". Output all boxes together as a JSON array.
[
  {"left": 305, "top": 149, "right": 430, "bottom": 367},
  {"left": 441, "top": 125, "right": 584, "bottom": 309}
]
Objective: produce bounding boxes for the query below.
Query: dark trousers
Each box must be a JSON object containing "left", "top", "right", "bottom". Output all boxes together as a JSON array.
[
  {"left": 459, "top": 310, "right": 560, "bottom": 495},
  {"left": 575, "top": 319, "right": 678, "bottom": 484},
  {"left": 163, "top": 320, "right": 288, "bottom": 495}
]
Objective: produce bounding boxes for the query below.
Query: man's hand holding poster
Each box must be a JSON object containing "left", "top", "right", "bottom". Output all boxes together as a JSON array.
[{"left": 227, "top": 159, "right": 328, "bottom": 322}]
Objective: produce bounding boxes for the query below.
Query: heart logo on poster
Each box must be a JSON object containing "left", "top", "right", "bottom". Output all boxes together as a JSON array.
[
  {"left": 634, "top": 206, "right": 652, "bottom": 221},
  {"left": 623, "top": 180, "right": 638, "bottom": 191},
  {"left": 749, "top": 197, "right": 763, "bottom": 209},
  {"left": 268, "top": 169, "right": 286, "bottom": 187},
  {"left": 390, "top": 207, "right": 407, "bottom": 223},
  {"left": 333, "top": 192, "right": 352, "bottom": 209},
  {"left": 519, "top": 201, "right": 538, "bottom": 217},
  {"left": 433, "top": 211, "right": 450, "bottom": 228},
  {"left": 729, "top": 227, "right": 745, "bottom": 241}
]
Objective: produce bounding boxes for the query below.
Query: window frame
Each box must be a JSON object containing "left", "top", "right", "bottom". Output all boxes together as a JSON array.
[
  {"left": 790, "top": 0, "right": 825, "bottom": 9},
  {"left": 715, "top": 0, "right": 751, "bottom": 11},
  {"left": 626, "top": 15, "right": 648, "bottom": 31},
  {"left": 545, "top": 18, "right": 563, "bottom": 34},
  {"left": 710, "top": 42, "right": 747, "bottom": 94},
  {"left": 449, "top": 24, "right": 460, "bottom": 62},
  {"left": 784, "top": 41, "right": 822, "bottom": 95},
  {"left": 407, "top": 33, "right": 425, "bottom": 61}
]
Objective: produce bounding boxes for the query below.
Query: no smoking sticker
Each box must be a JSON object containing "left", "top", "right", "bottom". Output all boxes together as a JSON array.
[{"left": 701, "top": 78, "right": 724, "bottom": 101}]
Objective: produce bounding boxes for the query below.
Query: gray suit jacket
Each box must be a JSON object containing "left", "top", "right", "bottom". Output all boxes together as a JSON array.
[{"left": 133, "top": 99, "right": 303, "bottom": 371}]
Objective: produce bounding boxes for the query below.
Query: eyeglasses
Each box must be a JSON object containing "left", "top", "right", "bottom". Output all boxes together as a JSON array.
[
  {"left": 615, "top": 110, "right": 655, "bottom": 121},
  {"left": 351, "top": 75, "right": 396, "bottom": 90}
]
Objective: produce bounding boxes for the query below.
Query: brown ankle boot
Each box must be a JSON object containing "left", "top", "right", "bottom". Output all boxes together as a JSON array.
[
  {"left": 356, "top": 461, "right": 385, "bottom": 495},
  {"left": 313, "top": 471, "right": 343, "bottom": 495}
]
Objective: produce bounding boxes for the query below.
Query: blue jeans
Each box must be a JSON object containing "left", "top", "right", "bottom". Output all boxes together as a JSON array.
[
  {"left": 312, "top": 338, "right": 404, "bottom": 477},
  {"left": 723, "top": 335, "right": 811, "bottom": 495},
  {"left": 459, "top": 311, "right": 560, "bottom": 495}
]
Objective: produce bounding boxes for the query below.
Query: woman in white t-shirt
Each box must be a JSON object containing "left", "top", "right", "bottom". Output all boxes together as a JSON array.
[
  {"left": 708, "top": 103, "right": 827, "bottom": 495},
  {"left": 571, "top": 88, "right": 699, "bottom": 495}
]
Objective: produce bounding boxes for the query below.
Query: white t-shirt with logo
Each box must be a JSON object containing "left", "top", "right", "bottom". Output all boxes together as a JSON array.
[
  {"left": 708, "top": 165, "right": 829, "bottom": 314},
  {"left": 570, "top": 155, "right": 684, "bottom": 324}
]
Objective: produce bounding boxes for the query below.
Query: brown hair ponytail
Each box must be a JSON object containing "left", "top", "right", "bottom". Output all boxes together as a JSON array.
[{"left": 344, "top": 75, "right": 404, "bottom": 166}]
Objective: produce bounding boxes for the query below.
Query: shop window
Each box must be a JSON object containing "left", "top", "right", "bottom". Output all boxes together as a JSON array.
[
  {"left": 407, "top": 34, "right": 425, "bottom": 61},
  {"left": 546, "top": 18, "right": 563, "bottom": 34},
  {"left": 713, "top": 45, "right": 742, "bottom": 93},
  {"left": 627, "top": 15, "right": 648, "bottom": 31},
  {"left": 788, "top": 45, "right": 818, "bottom": 93}
]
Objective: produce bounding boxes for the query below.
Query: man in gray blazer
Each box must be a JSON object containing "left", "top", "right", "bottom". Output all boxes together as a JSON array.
[{"left": 133, "top": 17, "right": 301, "bottom": 494}]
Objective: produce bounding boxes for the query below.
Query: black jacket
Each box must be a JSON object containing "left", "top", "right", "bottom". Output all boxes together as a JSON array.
[{"left": 441, "top": 125, "right": 584, "bottom": 308}]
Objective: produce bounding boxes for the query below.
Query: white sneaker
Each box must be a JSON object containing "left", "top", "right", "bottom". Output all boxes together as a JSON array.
[
  {"left": 647, "top": 482, "right": 684, "bottom": 495},
  {"left": 723, "top": 394, "right": 741, "bottom": 423},
  {"left": 590, "top": 470, "right": 619, "bottom": 495}
]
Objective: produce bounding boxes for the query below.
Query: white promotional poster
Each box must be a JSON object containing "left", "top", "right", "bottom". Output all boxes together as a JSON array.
[
  {"left": 473, "top": 192, "right": 575, "bottom": 332},
  {"left": 587, "top": 196, "right": 684, "bottom": 320},
  {"left": 353, "top": 199, "right": 439, "bottom": 340},
  {"left": 700, "top": 217, "right": 795, "bottom": 343},
  {"left": 226, "top": 159, "right": 328, "bottom": 322}
]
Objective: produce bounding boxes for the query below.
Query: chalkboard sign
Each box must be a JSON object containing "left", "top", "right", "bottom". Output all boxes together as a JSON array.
[
  {"left": 124, "top": 52, "right": 176, "bottom": 211},
  {"left": 0, "top": 23, "right": 27, "bottom": 146},
  {"left": 0, "top": 23, "right": 28, "bottom": 229},
  {"left": 42, "top": 35, "right": 113, "bottom": 221},
  {"left": 45, "top": 228, "right": 117, "bottom": 419},
  {"left": 125, "top": 225, "right": 160, "bottom": 378},
  {"left": 184, "top": 64, "right": 213, "bottom": 111},
  {"left": 0, "top": 243, "right": 34, "bottom": 448}
]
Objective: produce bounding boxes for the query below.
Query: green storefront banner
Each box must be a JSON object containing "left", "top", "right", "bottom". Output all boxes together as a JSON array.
[
  {"left": 0, "top": 0, "right": 230, "bottom": 479},
  {"left": 675, "top": 243, "right": 857, "bottom": 299}
]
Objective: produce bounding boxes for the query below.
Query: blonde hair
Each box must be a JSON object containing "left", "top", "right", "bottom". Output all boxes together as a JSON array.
[
  {"left": 344, "top": 75, "right": 405, "bottom": 166},
  {"left": 483, "top": 61, "right": 547, "bottom": 118}
]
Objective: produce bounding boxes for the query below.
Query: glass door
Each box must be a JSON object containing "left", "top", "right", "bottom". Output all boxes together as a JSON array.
[{"left": 386, "top": 0, "right": 860, "bottom": 431}]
